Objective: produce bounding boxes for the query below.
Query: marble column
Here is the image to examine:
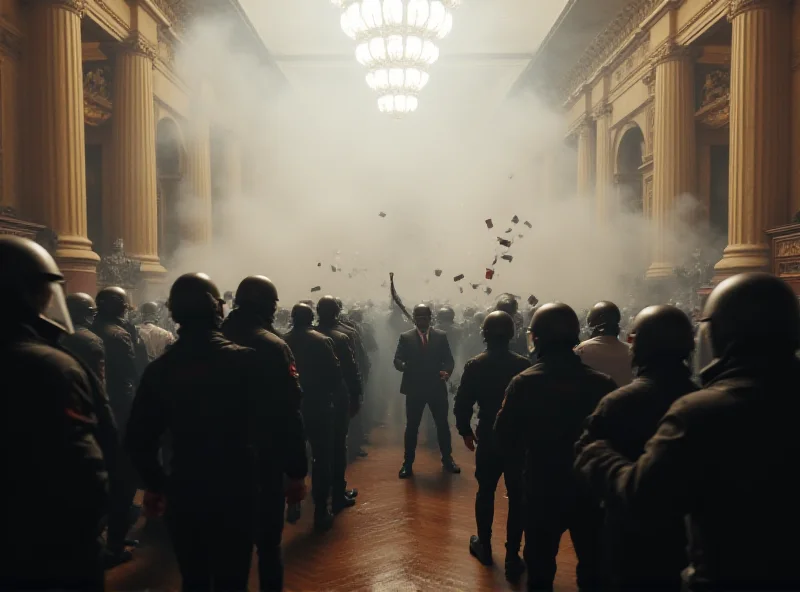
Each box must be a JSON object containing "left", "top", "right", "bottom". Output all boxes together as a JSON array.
[
  {"left": 646, "top": 43, "right": 696, "bottom": 279},
  {"left": 714, "top": 0, "right": 792, "bottom": 278},
  {"left": 183, "top": 112, "right": 213, "bottom": 244},
  {"left": 26, "top": 0, "right": 99, "bottom": 293},
  {"left": 576, "top": 117, "right": 595, "bottom": 198},
  {"left": 594, "top": 102, "right": 613, "bottom": 222},
  {"left": 109, "top": 33, "right": 166, "bottom": 278}
]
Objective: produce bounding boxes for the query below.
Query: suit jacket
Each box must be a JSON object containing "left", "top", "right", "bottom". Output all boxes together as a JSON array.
[{"left": 394, "top": 328, "right": 454, "bottom": 397}]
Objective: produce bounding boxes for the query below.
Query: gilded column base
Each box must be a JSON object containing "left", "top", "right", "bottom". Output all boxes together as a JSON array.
[
  {"left": 713, "top": 243, "right": 771, "bottom": 280},
  {"left": 645, "top": 261, "right": 676, "bottom": 279},
  {"left": 55, "top": 234, "right": 100, "bottom": 294}
]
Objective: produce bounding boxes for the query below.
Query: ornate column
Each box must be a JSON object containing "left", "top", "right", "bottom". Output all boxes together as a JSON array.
[
  {"left": 646, "top": 43, "right": 696, "bottom": 279},
  {"left": 183, "top": 103, "right": 213, "bottom": 244},
  {"left": 26, "top": 0, "right": 99, "bottom": 293},
  {"left": 576, "top": 116, "right": 595, "bottom": 197},
  {"left": 714, "top": 0, "right": 792, "bottom": 278},
  {"left": 594, "top": 102, "right": 613, "bottom": 222},
  {"left": 109, "top": 33, "right": 166, "bottom": 278}
]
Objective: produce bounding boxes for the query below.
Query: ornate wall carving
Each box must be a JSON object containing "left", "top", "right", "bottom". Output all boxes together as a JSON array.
[
  {"left": 154, "top": 0, "right": 190, "bottom": 33},
  {"left": 83, "top": 66, "right": 112, "bottom": 126},
  {"left": 695, "top": 69, "right": 730, "bottom": 128},
  {"left": 123, "top": 32, "right": 158, "bottom": 61},
  {"left": 612, "top": 40, "right": 649, "bottom": 88},
  {"left": 729, "top": 0, "right": 787, "bottom": 20},
  {"left": 158, "top": 28, "right": 176, "bottom": 68}
]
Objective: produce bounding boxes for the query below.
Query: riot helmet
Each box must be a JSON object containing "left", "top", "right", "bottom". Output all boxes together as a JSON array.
[
  {"left": 527, "top": 302, "right": 580, "bottom": 355},
  {"left": 629, "top": 305, "right": 694, "bottom": 367},
  {"left": 482, "top": 311, "right": 515, "bottom": 344},
  {"left": 317, "top": 295, "right": 340, "bottom": 324},
  {"left": 291, "top": 303, "right": 314, "bottom": 328},
  {"left": 235, "top": 275, "right": 279, "bottom": 322},
  {"left": 66, "top": 293, "right": 97, "bottom": 327},
  {"left": 495, "top": 296, "right": 519, "bottom": 317},
  {"left": 167, "top": 273, "right": 223, "bottom": 328},
  {"left": 437, "top": 306, "right": 455, "bottom": 323},
  {"left": 96, "top": 286, "right": 129, "bottom": 320},
  {"left": 587, "top": 301, "right": 622, "bottom": 337},
  {"left": 139, "top": 301, "right": 160, "bottom": 324}
]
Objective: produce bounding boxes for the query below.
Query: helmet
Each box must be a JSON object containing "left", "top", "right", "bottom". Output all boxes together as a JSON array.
[
  {"left": 702, "top": 272, "right": 800, "bottom": 356},
  {"left": 482, "top": 310, "right": 515, "bottom": 342},
  {"left": 235, "top": 276, "right": 279, "bottom": 307},
  {"left": 437, "top": 306, "right": 455, "bottom": 323},
  {"left": 412, "top": 304, "right": 432, "bottom": 318},
  {"left": 587, "top": 301, "right": 622, "bottom": 335},
  {"left": 496, "top": 296, "right": 519, "bottom": 316},
  {"left": 167, "top": 273, "right": 223, "bottom": 326},
  {"left": 139, "top": 301, "right": 159, "bottom": 322},
  {"left": 528, "top": 302, "right": 580, "bottom": 354},
  {"left": 317, "top": 295, "right": 340, "bottom": 322},
  {"left": 66, "top": 293, "right": 97, "bottom": 326},
  {"left": 95, "top": 286, "right": 129, "bottom": 319},
  {"left": 334, "top": 297, "right": 344, "bottom": 312},
  {"left": 0, "top": 236, "right": 71, "bottom": 331},
  {"left": 291, "top": 303, "right": 314, "bottom": 328},
  {"left": 629, "top": 305, "right": 694, "bottom": 366},
  {"left": 473, "top": 311, "right": 486, "bottom": 325}
]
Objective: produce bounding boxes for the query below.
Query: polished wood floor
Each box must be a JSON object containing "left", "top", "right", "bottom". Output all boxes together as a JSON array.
[{"left": 107, "top": 424, "right": 578, "bottom": 591}]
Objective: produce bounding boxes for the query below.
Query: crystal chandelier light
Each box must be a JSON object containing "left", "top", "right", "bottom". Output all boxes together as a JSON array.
[{"left": 331, "top": 0, "right": 461, "bottom": 116}]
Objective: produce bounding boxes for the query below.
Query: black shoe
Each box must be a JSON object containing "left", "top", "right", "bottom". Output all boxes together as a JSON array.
[
  {"left": 102, "top": 548, "right": 133, "bottom": 569},
  {"left": 398, "top": 464, "right": 413, "bottom": 479},
  {"left": 469, "top": 535, "right": 493, "bottom": 566},
  {"left": 357, "top": 449, "right": 369, "bottom": 458},
  {"left": 313, "top": 511, "right": 335, "bottom": 533},
  {"left": 345, "top": 488, "right": 359, "bottom": 499},
  {"left": 442, "top": 458, "right": 461, "bottom": 474},
  {"left": 286, "top": 502, "right": 302, "bottom": 524},
  {"left": 332, "top": 496, "right": 356, "bottom": 514},
  {"left": 505, "top": 552, "right": 525, "bottom": 582}
]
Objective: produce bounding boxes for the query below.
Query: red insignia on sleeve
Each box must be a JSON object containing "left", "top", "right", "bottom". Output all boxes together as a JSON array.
[{"left": 289, "top": 362, "right": 299, "bottom": 379}]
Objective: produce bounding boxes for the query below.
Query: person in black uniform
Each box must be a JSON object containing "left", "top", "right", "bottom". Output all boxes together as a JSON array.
[
  {"left": 127, "top": 273, "right": 307, "bottom": 591},
  {"left": 0, "top": 237, "right": 111, "bottom": 591},
  {"left": 63, "top": 292, "right": 105, "bottom": 382},
  {"left": 316, "top": 296, "right": 362, "bottom": 512},
  {"left": 92, "top": 286, "right": 141, "bottom": 566},
  {"left": 494, "top": 302, "right": 616, "bottom": 592},
  {"left": 220, "top": 275, "right": 308, "bottom": 590},
  {"left": 495, "top": 296, "right": 528, "bottom": 357},
  {"left": 576, "top": 273, "right": 800, "bottom": 592},
  {"left": 395, "top": 303, "right": 459, "bottom": 478},
  {"left": 576, "top": 305, "right": 696, "bottom": 591},
  {"left": 284, "top": 302, "right": 343, "bottom": 531},
  {"left": 454, "top": 311, "right": 530, "bottom": 580}
]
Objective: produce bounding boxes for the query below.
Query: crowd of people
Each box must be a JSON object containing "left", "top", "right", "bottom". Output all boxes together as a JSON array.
[{"left": 2, "top": 233, "right": 800, "bottom": 592}]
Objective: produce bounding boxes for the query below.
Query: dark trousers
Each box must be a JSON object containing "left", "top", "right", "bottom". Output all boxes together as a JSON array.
[
  {"left": 524, "top": 494, "right": 606, "bottom": 592},
  {"left": 167, "top": 507, "right": 254, "bottom": 592},
  {"left": 475, "top": 439, "right": 524, "bottom": 554},
  {"left": 404, "top": 391, "right": 452, "bottom": 464},
  {"left": 107, "top": 452, "right": 138, "bottom": 552},
  {"left": 302, "top": 401, "right": 334, "bottom": 511},
  {"left": 332, "top": 392, "right": 351, "bottom": 500},
  {"left": 257, "top": 490, "right": 286, "bottom": 592}
]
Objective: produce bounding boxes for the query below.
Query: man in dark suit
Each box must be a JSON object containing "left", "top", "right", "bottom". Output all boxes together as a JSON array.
[{"left": 394, "top": 304, "right": 459, "bottom": 478}]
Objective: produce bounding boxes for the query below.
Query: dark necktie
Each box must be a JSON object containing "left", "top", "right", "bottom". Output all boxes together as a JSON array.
[{"left": 421, "top": 333, "right": 428, "bottom": 348}]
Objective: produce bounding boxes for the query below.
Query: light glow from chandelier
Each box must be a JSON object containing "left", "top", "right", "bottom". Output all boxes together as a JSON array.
[{"left": 331, "top": 0, "right": 460, "bottom": 116}]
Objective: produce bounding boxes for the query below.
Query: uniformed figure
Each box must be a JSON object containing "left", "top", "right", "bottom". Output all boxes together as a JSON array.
[
  {"left": 575, "top": 301, "right": 633, "bottom": 387},
  {"left": 454, "top": 311, "right": 530, "bottom": 581},
  {"left": 576, "top": 273, "right": 800, "bottom": 592},
  {"left": 92, "top": 286, "right": 142, "bottom": 566},
  {"left": 437, "top": 306, "right": 463, "bottom": 359},
  {"left": 395, "top": 304, "right": 460, "bottom": 478},
  {"left": 127, "top": 273, "right": 307, "bottom": 591},
  {"left": 0, "top": 237, "right": 112, "bottom": 590},
  {"left": 63, "top": 292, "right": 105, "bottom": 382},
  {"left": 316, "top": 296, "right": 363, "bottom": 512},
  {"left": 221, "top": 275, "right": 308, "bottom": 590},
  {"left": 136, "top": 301, "right": 175, "bottom": 361},
  {"left": 495, "top": 297, "right": 527, "bottom": 357},
  {"left": 576, "top": 305, "right": 697, "bottom": 591},
  {"left": 283, "top": 303, "right": 343, "bottom": 532},
  {"left": 463, "top": 311, "right": 487, "bottom": 360},
  {"left": 495, "top": 302, "right": 616, "bottom": 592}
]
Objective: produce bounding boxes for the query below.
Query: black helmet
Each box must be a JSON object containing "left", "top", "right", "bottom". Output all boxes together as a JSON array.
[
  {"left": 473, "top": 311, "right": 486, "bottom": 325},
  {"left": 587, "top": 301, "right": 622, "bottom": 336},
  {"left": 629, "top": 305, "right": 694, "bottom": 366},
  {"left": 167, "top": 273, "right": 223, "bottom": 327},
  {"left": 96, "top": 286, "right": 129, "bottom": 319},
  {"left": 317, "top": 295, "right": 340, "bottom": 322},
  {"left": 66, "top": 293, "right": 97, "bottom": 326},
  {"left": 438, "top": 306, "right": 455, "bottom": 323},
  {"left": 528, "top": 302, "right": 580, "bottom": 354},
  {"left": 139, "top": 301, "right": 159, "bottom": 320},
  {"left": 482, "top": 310, "right": 515, "bottom": 342},
  {"left": 235, "top": 276, "right": 279, "bottom": 307},
  {"left": 702, "top": 272, "right": 800, "bottom": 356},
  {"left": 0, "top": 236, "right": 70, "bottom": 329},
  {"left": 496, "top": 296, "right": 518, "bottom": 317},
  {"left": 291, "top": 303, "right": 314, "bottom": 328},
  {"left": 413, "top": 303, "right": 432, "bottom": 318}
]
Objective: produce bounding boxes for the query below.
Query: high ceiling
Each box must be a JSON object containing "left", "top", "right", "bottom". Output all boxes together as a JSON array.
[{"left": 238, "top": 0, "right": 570, "bottom": 116}]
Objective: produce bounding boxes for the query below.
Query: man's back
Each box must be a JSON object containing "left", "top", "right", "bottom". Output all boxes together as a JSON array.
[
  {"left": 283, "top": 328, "right": 341, "bottom": 401},
  {"left": 575, "top": 336, "right": 633, "bottom": 387},
  {"left": 62, "top": 325, "right": 106, "bottom": 382}
]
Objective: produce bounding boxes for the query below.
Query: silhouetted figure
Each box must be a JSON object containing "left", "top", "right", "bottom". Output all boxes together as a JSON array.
[
  {"left": 395, "top": 303, "right": 459, "bottom": 478},
  {"left": 63, "top": 292, "right": 105, "bottom": 382},
  {"left": 576, "top": 273, "right": 800, "bottom": 592},
  {"left": 495, "top": 296, "right": 527, "bottom": 357},
  {"left": 575, "top": 301, "right": 633, "bottom": 387},
  {"left": 0, "top": 237, "right": 112, "bottom": 591},
  {"left": 577, "top": 305, "right": 697, "bottom": 591},
  {"left": 454, "top": 311, "right": 530, "bottom": 581},
  {"left": 495, "top": 302, "right": 615, "bottom": 592}
]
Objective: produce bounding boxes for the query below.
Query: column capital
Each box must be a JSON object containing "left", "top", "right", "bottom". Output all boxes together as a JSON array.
[
  {"left": 592, "top": 101, "right": 612, "bottom": 120},
  {"left": 41, "top": 0, "right": 86, "bottom": 16},
  {"left": 120, "top": 32, "right": 157, "bottom": 62},
  {"left": 729, "top": 0, "right": 791, "bottom": 20},
  {"left": 650, "top": 40, "right": 696, "bottom": 67},
  {"left": 577, "top": 114, "right": 593, "bottom": 136}
]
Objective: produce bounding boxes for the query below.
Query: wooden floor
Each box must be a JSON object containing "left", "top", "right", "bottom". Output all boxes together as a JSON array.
[{"left": 107, "top": 424, "right": 578, "bottom": 592}]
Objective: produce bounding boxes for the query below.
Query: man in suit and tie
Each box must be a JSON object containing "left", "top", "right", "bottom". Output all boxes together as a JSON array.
[{"left": 394, "top": 304, "right": 460, "bottom": 478}]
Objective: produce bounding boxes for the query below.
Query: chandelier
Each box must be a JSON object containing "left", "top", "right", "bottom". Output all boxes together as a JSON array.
[{"left": 331, "top": 0, "right": 461, "bottom": 115}]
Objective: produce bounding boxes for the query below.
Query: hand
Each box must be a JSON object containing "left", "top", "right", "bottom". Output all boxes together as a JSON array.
[
  {"left": 142, "top": 491, "right": 166, "bottom": 518},
  {"left": 439, "top": 371, "right": 450, "bottom": 381},
  {"left": 462, "top": 433, "right": 477, "bottom": 452},
  {"left": 285, "top": 478, "right": 307, "bottom": 504}
]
